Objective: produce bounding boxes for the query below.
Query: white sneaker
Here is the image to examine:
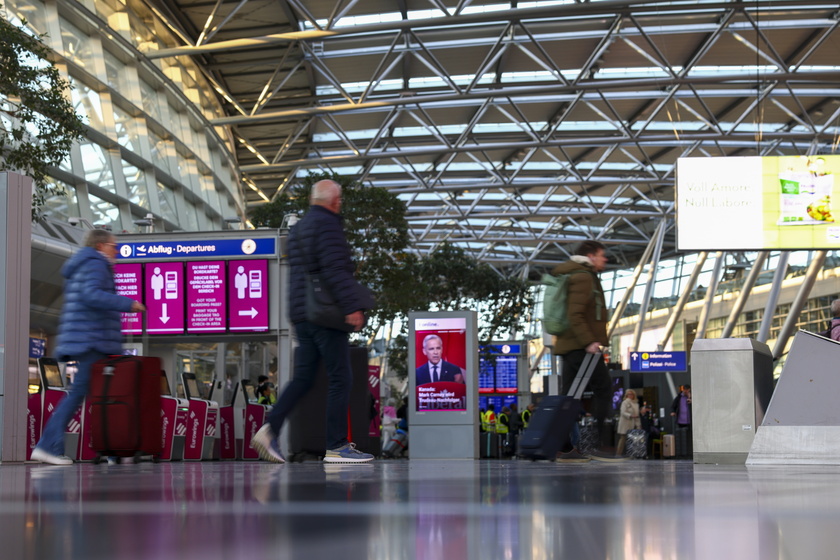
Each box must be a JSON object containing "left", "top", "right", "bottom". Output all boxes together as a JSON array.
[
  {"left": 250, "top": 424, "right": 285, "bottom": 463},
  {"left": 31, "top": 448, "right": 73, "bottom": 465}
]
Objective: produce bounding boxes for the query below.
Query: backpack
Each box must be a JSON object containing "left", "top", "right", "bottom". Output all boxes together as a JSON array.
[{"left": 542, "top": 269, "right": 589, "bottom": 335}]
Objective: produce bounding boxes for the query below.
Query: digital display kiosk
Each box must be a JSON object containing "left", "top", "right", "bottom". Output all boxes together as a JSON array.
[{"left": 408, "top": 311, "right": 478, "bottom": 459}]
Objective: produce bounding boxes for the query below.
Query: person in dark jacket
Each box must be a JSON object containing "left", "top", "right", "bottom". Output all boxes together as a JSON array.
[
  {"left": 31, "top": 229, "right": 145, "bottom": 465},
  {"left": 251, "top": 179, "right": 375, "bottom": 464},
  {"left": 551, "top": 240, "right": 612, "bottom": 461}
]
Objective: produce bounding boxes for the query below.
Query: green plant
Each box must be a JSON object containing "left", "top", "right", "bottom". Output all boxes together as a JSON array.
[{"left": 0, "top": 9, "right": 85, "bottom": 220}]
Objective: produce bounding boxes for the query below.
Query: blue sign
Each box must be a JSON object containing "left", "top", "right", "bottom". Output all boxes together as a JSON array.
[
  {"left": 117, "top": 238, "right": 276, "bottom": 260},
  {"left": 628, "top": 351, "right": 687, "bottom": 373},
  {"left": 29, "top": 337, "right": 46, "bottom": 359}
]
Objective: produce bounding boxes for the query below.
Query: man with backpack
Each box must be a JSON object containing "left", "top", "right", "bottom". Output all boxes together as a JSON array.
[{"left": 549, "top": 240, "right": 611, "bottom": 461}]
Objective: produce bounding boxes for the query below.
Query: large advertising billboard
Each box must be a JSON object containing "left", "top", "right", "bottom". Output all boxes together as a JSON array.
[
  {"left": 414, "top": 317, "right": 468, "bottom": 411},
  {"left": 677, "top": 155, "right": 840, "bottom": 250}
]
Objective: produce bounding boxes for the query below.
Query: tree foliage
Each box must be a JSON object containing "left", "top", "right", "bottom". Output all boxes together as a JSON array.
[
  {"left": 0, "top": 11, "right": 85, "bottom": 219},
  {"left": 250, "top": 172, "right": 535, "bottom": 381}
]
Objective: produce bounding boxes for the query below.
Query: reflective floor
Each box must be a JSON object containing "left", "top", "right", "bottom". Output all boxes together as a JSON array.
[{"left": 1, "top": 458, "right": 839, "bottom": 559}]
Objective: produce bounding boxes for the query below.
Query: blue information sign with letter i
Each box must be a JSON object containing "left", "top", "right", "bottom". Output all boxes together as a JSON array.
[{"left": 628, "top": 351, "right": 687, "bottom": 373}]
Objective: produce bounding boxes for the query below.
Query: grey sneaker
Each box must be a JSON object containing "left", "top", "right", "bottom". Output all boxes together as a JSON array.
[
  {"left": 31, "top": 447, "right": 74, "bottom": 465},
  {"left": 323, "top": 442, "right": 374, "bottom": 463},
  {"left": 250, "top": 424, "right": 285, "bottom": 463}
]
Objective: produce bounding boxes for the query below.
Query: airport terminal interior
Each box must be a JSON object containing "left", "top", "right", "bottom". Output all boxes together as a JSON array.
[{"left": 5, "top": 1, "right": 840, "bottom": 558}]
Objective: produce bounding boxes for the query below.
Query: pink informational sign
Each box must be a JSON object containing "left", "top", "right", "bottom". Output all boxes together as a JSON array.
[
  {"left": 186, "top": 261, "right": 226, "bottom": 333},
  {"left": 115, "top": 263, "right": 143, "bottom": 334},
  {"left": 145, "top": 262, "right": 185, "bottom": 334},
  {"left": 228, "top": 260, "right": 269, "bottom": 332}
]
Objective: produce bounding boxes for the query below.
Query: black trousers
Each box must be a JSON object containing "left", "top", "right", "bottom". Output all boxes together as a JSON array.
[{"left": 560, "top": 349, "right": 613, "bottom": 448}]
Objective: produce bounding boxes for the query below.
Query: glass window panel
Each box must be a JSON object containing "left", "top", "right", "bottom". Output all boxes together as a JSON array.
[
  {"left": 7, "top": 0, "right": 48, "bottom": 36},
  {"left": 140, "top": 81, "right": 161, "bottom": 122},
  {"left": 69, "top": 79, "right": 106, "bottom": 130},
  {"left": 60, "top": 17, "right": 95, "bottom": 70},
  {"left": 79, "top": 141, "right": 115, "bottom": 192},
  {"left": 122, "top": 160, "right": 149, "bottom": 208},
  {"left": 199, "top": 175, "right": 219, "bottom": 212},
  {"left": 103, "top": 49, "right": 139, "bottom": 105},
  {"left": 113, "top": 104, "right": 141, "bottom": 151},
  {"left": 150, "top": 132, "right": 171, "bottom": 174},
  {"left": 95, "top": 0, "right": 131, "bottom": 39},
  {"left": 88, "top": 192, "right": 121, "bottom": 229},
  {"left": 156, "top": 182, "right": 179, "bottom": 224},
  {"left": 42, "top": 179, "right": 79, "bottom": 222},
  {"left": 183, "top": 198, "right": 199, "bottom": 231}
]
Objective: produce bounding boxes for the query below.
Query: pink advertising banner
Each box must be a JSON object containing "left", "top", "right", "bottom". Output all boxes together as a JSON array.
[
  {"left": 115, "top": 263, "right": 142, "bottom": 334},
  {"left": 186, "top": 261, "right": 226, "bottom": 333},
  {"left": 228, "top": 260, "right": 268, "bottom": 332},
  {"left": 145, "top": 262, "right": 185, "bottom": 334}
]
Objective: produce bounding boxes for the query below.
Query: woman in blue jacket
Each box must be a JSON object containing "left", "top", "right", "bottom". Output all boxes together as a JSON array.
[{"left": 31, "top": 229, "right": 145, "bottom": 465}]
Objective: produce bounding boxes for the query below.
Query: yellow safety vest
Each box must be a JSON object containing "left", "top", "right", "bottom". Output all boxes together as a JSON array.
[
  {"left": 522, "top": 409, "right": 531, "bottom": 429},
  {"left": 496, "top": 413, "right": 509, "bottom": 434}
]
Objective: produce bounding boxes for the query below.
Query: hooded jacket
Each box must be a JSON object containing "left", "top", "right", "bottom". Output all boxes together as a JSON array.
[
  {"left": 55, "top": 246, "right": 135, "bottom": 359},
  {"left": 549, "top": 255, "right": 608, "bottom": 355}
]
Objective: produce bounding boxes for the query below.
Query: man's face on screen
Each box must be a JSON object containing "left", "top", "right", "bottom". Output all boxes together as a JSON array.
[{"left": 423, "top": 338, "right": 443, "bottom": 365}]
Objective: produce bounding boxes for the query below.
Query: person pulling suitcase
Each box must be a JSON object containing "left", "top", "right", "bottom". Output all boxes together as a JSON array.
[{"left": 31, "top": 230, "right": 146, "bottom": 466}]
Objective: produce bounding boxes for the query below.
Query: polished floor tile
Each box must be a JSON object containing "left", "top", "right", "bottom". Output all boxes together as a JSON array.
[{"left": 1, "top": 459, "right": 839, "bottom": 559}]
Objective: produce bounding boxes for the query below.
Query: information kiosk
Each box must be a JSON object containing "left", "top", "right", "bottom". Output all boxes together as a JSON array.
[{"left": 32, "top": 358, "right": 86, "bottom": 460}]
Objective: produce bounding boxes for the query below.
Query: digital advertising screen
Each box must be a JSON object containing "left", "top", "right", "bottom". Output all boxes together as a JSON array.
[
  {"left": 414, "top": 317, "right": 468, "bottom": 411},
  {"left": 228, "top": 260, "right": 269, "bottom": 332},
  {"left": 677, "top": 155, "right": 840, "bottom": 250},
  {"left": 186, "top": 260, "right": 226, "bottom": 333},
  {"left": 114, "top": 263, "right": 143, "bottom": 334},
  {"left": 145, "top": 262, "right": 185, "bottom": 334}
]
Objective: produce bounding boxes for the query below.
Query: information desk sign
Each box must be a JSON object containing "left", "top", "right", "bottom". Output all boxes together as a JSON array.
[
  {"left": 628, "top": 351, "right": 687, "bottom": 373},
  {"left": 186, "top": 261, "right": 226, "bottom": 333},
  {"left": 115, "top": 263, "right": 143, "bottom": 334},
  {"left": 228, "top": 260, "right": 268, "bottom": 332},
  {"left": 145, "top": 262, "right": 185, "bottom": 334}
]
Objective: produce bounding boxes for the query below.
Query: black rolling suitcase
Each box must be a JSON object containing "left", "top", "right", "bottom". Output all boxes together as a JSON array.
[
  {"left": 518, "top": 352, "right": 599, "bottom": 460},
  {"left": 626, "top": 429, "right": 648, "bottom": 459}
]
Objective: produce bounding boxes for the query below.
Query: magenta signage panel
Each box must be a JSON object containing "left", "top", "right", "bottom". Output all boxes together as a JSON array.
[
  {"left": 115, "top": 263, "right": 143, "bottom": 334},
  {"left": 228, "top": 260, "right": 268, "bottom": 332},
  {"left": 186, "top": 261, "right": 226, "bottom": 333},
  {"left": 145, "top": 262, "right": 185, "bottom": 334}
]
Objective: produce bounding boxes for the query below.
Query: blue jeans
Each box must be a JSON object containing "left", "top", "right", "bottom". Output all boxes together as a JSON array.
[
  {"left": 36, "top": 350, "right": 106, "bottom": 455},
  {"left": 266, "top": 321, "right": 352, "bottom": 451}
]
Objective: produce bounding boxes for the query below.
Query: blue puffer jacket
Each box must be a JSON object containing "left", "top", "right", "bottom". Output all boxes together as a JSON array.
[
  {"left": 287, "top": 205, "right": 368, "bottom": 323},
  {"left": 55, "top": 246, "right": 135, "bottom": 359}
]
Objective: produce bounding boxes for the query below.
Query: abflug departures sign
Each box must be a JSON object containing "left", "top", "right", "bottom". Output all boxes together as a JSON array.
[{"left": 114, "top": 236, "right": 275, "bottom": 335}]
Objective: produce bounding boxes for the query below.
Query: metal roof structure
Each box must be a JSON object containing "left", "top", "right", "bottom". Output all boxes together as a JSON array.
[{"left": 144, "top": 0, "right": 840, "bottom": 278}]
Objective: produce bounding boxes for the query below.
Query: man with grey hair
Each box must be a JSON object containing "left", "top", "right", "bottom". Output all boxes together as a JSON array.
[
  {"left": 251, "top": 179, "right": 375, "bottom": 463},
  {"left": 31, "top": 229, "right": 146, "bottom": 465}
]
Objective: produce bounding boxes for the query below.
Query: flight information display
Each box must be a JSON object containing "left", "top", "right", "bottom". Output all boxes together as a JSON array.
[{"left": 478, "top": 344, "right": 521, "bottom": 394}]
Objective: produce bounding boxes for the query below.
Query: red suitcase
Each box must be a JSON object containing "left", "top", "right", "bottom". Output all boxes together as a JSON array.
[{"left": 89, "top": 356, "right": 163, "bottom": 462}]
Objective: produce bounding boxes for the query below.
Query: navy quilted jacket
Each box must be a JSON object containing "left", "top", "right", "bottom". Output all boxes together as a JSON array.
[
  {"left": 287, "top": 205, "right": 367, "bottom": 323},
  {"left": 55, "top": 246, "right": 135, "bottom": 359}
]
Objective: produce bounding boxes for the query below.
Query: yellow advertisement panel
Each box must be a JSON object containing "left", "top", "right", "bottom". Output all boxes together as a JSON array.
[{"left": 677, "top": 155, "right": 840, "bottom": 250}]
